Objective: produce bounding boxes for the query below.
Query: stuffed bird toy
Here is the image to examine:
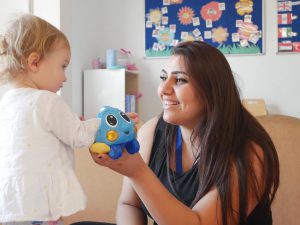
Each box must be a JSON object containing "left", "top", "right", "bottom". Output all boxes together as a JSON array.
[{"left": 90, "top": 106, "right": 140, "bottom": 159}]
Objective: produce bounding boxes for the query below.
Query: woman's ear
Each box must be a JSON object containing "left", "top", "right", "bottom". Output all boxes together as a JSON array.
[{"left": 26, "top": 52, "right": 41, "bottom": 72}]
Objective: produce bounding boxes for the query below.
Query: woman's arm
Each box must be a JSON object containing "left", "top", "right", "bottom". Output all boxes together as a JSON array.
[
  {"left": 117, "top": 116, "right": 160, "bottom": 225},
  {"left": 90, "top": 115, "right": 203, "bottom": 224},
  {"left": 90, "top": 120, "right": 265, "bottom": 225},
  {"left": 116, "top": 177, "right": 148, "bottom": 225},
  {"left": 90, "top": 116, "right": 159, "bottom": 225},
  {"left": 90, "top": 116, "right": 216, "bottom": 224},
  {"left": 126, "top": 143, "right": 264, "bottom": 225}
]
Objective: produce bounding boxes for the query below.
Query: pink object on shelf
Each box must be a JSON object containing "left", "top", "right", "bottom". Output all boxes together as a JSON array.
[
  {"left": 91, "top": 57, "right": 101, "bottom": 69},
  {"left": 127, "top": 64, "right": 138, "bottom": 71},
  {"left": 118, "top": 48, "right": 138, "bottom": 70}
]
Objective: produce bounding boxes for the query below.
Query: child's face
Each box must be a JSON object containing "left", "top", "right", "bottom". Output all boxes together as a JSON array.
[{"left": 33, "top": 40, "right": 71, "bottom": 93}]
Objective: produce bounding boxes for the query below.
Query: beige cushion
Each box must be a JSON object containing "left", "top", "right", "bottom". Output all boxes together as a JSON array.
[
  {"left": 257, "top": 115, "right": 300, "bottom": 225},
  {"left": 242, "top": 99, "right": 268, "bottom": 117}
]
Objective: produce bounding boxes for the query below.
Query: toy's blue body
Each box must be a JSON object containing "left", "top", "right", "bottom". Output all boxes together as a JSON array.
[{"left": 91, "top": 106, "right": 140, "bottom": 159}]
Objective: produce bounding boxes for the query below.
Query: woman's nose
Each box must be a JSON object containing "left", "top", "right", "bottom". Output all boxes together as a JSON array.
[{"left": 159, "top": 77, "right": 173, "bottom": 95}]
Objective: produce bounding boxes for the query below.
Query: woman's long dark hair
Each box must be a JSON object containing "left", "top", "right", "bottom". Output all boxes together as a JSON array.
[{"left": 163, "top": 41, "right": 279, "bottom": 225}]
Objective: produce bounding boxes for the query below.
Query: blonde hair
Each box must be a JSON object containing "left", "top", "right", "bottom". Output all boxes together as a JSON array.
[{"left": 0, "top": 13, "right": 70, "bottom": 83}]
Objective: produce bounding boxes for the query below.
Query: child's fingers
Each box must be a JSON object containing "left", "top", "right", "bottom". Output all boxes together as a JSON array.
[
  {"left": 126, "top": 112, "right": 139, "bottom": 124},
  {"left": 126, "top": 112, "right": 138, "bottom": 119}
]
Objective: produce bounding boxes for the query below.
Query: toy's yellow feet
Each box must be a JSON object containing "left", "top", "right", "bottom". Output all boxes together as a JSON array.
[{"left": 90, "top": 143, "right": 110, "bottom": 154}]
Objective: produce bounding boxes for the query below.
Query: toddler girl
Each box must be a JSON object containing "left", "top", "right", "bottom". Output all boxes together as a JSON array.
[{"left": 0, "top": 14, "right": 100, "bottom": 225}]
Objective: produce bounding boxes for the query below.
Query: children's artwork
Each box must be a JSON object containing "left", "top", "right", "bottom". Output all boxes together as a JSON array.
[
  {"left": 277, "top": 0, "right": 300, "bottom": 53},
  {"left": 145, "top": 0, "right": 264, "bottom": 57}
]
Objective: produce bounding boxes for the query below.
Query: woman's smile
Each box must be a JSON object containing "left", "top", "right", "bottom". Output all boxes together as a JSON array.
[{"left": 163, "top": 99, "right": 180, "bottom": 109}]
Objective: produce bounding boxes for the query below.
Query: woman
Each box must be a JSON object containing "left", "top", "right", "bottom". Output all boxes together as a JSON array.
[{"left": 90, "top": 41, "right": 279, "bottom": 225}]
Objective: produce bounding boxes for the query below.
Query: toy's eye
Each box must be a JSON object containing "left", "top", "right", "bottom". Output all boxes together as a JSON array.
[
  {"left": 120, "top": 112, "right": 130, "bottom": 123},
  {"left": 106, "top": 114, "right": 118, "bottom": 127}
]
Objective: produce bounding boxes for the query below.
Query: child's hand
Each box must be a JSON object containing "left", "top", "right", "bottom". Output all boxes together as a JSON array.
[{"left": 126, "top": 112, "right": 139, "bottom": 125}]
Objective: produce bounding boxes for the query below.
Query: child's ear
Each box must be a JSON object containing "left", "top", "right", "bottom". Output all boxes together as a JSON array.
[{"left": 27, "top": 52, "right": 41, "bottom": 72}]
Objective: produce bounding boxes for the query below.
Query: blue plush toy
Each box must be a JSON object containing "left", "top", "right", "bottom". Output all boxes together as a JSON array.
[{"left": 90, "top": 106, "right": 140, "bottom": 159}]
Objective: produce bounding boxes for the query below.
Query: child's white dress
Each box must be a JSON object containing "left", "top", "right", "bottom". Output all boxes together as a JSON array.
[{"left": 0, "top": 88, "right": 101, "bottom": 223}]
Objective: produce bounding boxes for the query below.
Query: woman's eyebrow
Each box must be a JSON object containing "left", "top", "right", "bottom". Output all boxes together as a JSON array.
[
  {"left": 172, "top": 71, "right": 187, "bottom": 75},
  {"left": 161, "top": 69, "right": 187, "bottom": 75},
  {"left": 161, "top": 69, "right": 167, "bottom": 74}
]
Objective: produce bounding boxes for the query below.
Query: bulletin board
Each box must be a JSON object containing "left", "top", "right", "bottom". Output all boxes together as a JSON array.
[
  {"left": 145, "top": 0, "right": 264, "bottom": 57},
  {"left": 277, "top": 0, "right": 300, "bottom": 53}
]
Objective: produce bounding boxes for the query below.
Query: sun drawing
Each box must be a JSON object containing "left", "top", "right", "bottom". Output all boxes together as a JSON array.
[
  {"left": 149, "top": 9, "right": 162, "bottom": 24},
  {"left": 157, "top": 28, "right": 175, "bottom": 46},
  {"left": 200, "top": 1, "right": 222, "bottom": 22},
  {"left": 183, "top": 33, "right": 196, "bottom": 42},
  {"left": 178, "top": 7, "right": 195, "bottom": 25},
  {"left": 235, "top": 0, "right": 253, "bottom": 16},
  {"left": 212, "top": 27, "right": 229, "bottom": 44}
]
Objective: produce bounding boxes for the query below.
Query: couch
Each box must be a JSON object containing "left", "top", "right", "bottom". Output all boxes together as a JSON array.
[
  {"left": 63, "top": 114, "right": 300, "bottom": 225},
  {"left": 256, "top": 115, "right": 300, "bottom": 225}
]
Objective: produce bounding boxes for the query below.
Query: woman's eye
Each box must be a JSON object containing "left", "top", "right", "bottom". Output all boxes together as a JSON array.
[
  {"left": 160, "top": 75, "right": 167, "bottom": 81},
  {"left": 176, "top": 78, "right": 187, "bottom": 85}
]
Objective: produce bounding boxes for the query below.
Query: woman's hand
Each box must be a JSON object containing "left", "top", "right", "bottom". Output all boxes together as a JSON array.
[
  {"left": 89, "top": 112, "right": 145, "bottom": 177},
  {"left": 90, "top": 149, "right": 147, "bottom": 178}
]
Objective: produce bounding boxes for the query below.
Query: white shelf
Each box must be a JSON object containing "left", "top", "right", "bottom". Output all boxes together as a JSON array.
[{"left": 83, "top": 69, "right": 138, "bottom": 119}]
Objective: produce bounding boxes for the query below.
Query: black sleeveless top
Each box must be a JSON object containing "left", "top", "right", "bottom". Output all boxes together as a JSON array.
[{"left": 141, "top": 118, "right": 272, "bottom": 225}]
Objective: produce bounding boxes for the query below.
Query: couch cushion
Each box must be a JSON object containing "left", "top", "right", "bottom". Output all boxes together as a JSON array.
[{"left": 257, "top": 115, "right": 300, "bottom": 225}]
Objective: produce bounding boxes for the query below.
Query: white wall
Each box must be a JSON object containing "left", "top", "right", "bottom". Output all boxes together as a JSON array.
[
  {"left": 60, "top": 0, "right": 300, "bottom": 121},
  {"left": 0, "top": 0, "right": 30, "bottom": 27},
  {"left": 0, "top": 0, "right": 31, "bottom": 99},
  {"left": 0, "top": 0, "right": 60, "bottom": 99},
  {"left": 33, "top": 0, "right": 60, "bottom": 28},
  {"left": 60, "top": 0, "right": 74, "bottom": 108}
]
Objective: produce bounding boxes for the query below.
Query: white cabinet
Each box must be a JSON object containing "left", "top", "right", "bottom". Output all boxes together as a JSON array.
[{"left": 83, "top": 69, "right": 138, "bottom": 119}]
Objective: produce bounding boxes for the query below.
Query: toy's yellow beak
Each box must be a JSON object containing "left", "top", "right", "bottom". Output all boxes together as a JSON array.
[
  {"left": 107, "top": 130, "right": 118, "bottom": 142},
  {"left": 90, "top": 143, "right": 110, "bottom": 154}
]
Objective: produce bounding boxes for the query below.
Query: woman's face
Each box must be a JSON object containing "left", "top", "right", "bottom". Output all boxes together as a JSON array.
[{"left": 157, "top": 55, "right": 205, "bottom": 129}]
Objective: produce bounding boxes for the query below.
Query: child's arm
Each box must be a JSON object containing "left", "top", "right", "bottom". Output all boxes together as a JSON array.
[{"left": 36, "top": 92, "right": 100, "bottom": 148}]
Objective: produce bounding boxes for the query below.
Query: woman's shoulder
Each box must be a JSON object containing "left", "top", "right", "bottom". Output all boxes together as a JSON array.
[
  {"left": 137, "top": 116, "right": 161, "bottom": 164},
  {"left": 138, "top": 116, "right": 160, "bottom": 134}
]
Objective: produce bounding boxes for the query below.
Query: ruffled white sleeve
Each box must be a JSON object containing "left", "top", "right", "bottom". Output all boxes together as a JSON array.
[{"left": 36, "top": 91, "right": 100, "bottom": 149}]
